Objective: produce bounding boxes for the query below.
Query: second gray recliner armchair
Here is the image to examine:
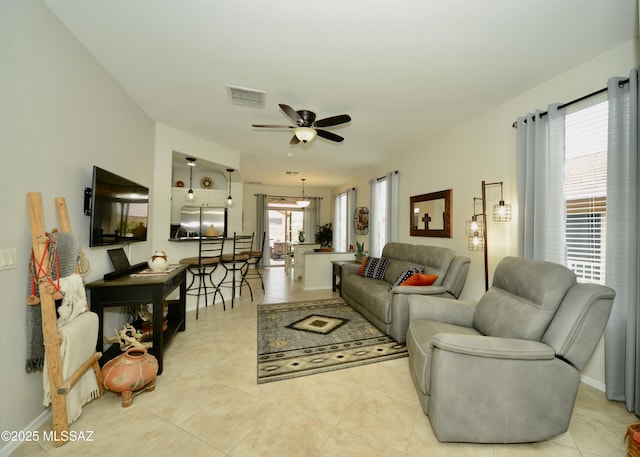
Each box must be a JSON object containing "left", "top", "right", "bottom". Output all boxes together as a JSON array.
[{"left": 406, "top": 256, "right": 615, "bottom": 443}]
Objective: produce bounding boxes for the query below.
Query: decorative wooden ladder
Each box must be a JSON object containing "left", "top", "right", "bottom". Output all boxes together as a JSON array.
[{"left": 27, "top": 193, "right": 103, "bottom": 447}]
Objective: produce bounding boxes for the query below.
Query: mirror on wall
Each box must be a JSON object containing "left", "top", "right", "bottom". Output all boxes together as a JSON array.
[{"left": 410, "top": 189, "right": 452, "bottom": 238}]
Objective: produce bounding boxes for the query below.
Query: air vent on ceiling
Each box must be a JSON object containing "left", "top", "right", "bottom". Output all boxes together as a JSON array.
[
  {"left": 284, "top": 171, "right": 300, "bottom": 176},
  {"left": 227, "top": 85, "right": 266, "bottom": 108}
]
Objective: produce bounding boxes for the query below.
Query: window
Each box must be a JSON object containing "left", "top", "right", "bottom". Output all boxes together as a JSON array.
[
  {"left": 334, "top": 192, "right": 347, "bottom": 251},
  {"left": 564, "top": 100, "right": 608, "bottom": 284}
]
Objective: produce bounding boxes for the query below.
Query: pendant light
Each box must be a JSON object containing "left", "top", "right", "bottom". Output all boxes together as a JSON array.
[
  {"left": 226, "top": 168, "right": 234, "bottom": 206},
  {"left": 297, "top": 178, "right": 311, "bottom": 208},
  {"left": 184, "top": 157, "right": 197, "bottom": 203}
]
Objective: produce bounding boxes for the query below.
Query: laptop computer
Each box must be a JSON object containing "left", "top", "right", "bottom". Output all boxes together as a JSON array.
[
  {"left": 107, "top": 247, "right": 131, "bottom": 271},
  {"left": 104, "top": 248, "right": 148, "bottom": 280}
]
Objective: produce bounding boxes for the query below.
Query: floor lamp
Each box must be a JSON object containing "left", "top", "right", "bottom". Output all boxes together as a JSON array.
[{"left": 466, "top": 180, "right": 511, "bottom": 291}]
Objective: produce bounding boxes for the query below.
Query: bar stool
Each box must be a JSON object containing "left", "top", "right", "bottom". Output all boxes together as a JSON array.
[
  {"left": 284, "top": 250, "right": 294, "bottom": 275},
  {"left": 219, "top": 233, "right": 254, "bottom": 309},
  {"left": 179, "top": 236, "right": 225, "bottom": 318},
  {"left": 242, "top": 231, "right": 265, "bottom": 293}
]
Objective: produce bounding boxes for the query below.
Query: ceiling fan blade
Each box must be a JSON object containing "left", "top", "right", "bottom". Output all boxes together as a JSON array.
[
  {"left": 279, "top": 104, "right": 303, "bottom": 124},
  {"left": 314, "top": 114, "right": 351, "bottom": 128},
  {"left": 316, "top": 129, "right": 344, "bottom": 143},
  {"left": 290, "top": 135, "right": 300, "bottom": 145},
  {"left": 251, "top": 124, "right": 294, "bottom": 129}
]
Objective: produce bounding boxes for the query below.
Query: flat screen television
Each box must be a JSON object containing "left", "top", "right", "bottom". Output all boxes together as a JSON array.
[{"left": 88, "top": 166, "right": 150, "bottom": 247}]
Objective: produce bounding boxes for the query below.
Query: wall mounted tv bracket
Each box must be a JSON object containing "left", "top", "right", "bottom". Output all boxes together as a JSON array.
[{"left": 84, "top": 187, "right": 92, "bottom": 216}]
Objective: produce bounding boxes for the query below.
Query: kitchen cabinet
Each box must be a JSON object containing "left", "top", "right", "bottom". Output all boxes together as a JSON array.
[{"left": 171, "top": 187, "right": 227, "bottom": 223}]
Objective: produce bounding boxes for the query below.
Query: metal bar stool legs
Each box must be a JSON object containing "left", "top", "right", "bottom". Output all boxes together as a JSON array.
[
  {"left": 219, "top": 233, "right": 254, "bottom": 309},
  {"left": 179, "top": 236, "right": 225, "bottom": 318}
]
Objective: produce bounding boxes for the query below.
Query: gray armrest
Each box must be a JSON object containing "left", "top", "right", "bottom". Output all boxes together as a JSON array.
[
  {"left": 430, "top": 333, "right": 556, "bottom": 360},
  {"left": 408, "top": 295, "right": 476, "bottom": 327},
  {"left": 341, "top": 262, "right": 361, "bottom": 277},
  {"left": 392, "top": 285, "right": 448, "bottom": 295}
]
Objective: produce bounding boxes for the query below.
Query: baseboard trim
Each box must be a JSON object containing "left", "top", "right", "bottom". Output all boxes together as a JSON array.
[
  {"left": 0, "top": 409, "right": 51, "bottom": 457},
  {"left": 580, "top": 374, "right": 606, "bottom": 392}
]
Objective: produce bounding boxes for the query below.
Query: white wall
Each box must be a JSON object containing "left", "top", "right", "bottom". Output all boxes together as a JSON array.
[
  {"left": 151, "top": 124, "right": 241, "bottom": 268},
  {"left": 329, "top": 39, "right": 639, "bottom": 386},
  {"left": 0, "top": 0, "right": 155, "bottom": 449}
]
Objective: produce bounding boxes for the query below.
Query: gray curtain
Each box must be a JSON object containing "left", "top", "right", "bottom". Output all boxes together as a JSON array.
[
  {"left": 255, "top": 194, "right": 270, "bottom": 267},
  {"left": 604, "top": 69, "right": 640, "bottom": 411},
  {"left": 346, "top": 187, "right": 357, "bottom": 250},
  {"left": 303, "top": 197, "right": 321, "bottom": 243},
  {"left": 516, "top": 104, "right": 566, "bottom": 263}
]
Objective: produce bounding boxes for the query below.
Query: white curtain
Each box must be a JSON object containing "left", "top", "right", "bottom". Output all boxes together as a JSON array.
[
  {"left": 604, "top": 69, "right": 640, "bottom": 411},
  {"left": 516, "top": 104, "right": 567, "bottom": 263},
  {"left": 369, "top": 171, "right": 399, "bottom": 257},
  {"left": 386, "top": 171, "right": 400, "bottom": 245},
  {"left": 255, "top": 194, "right": 270, "bottom": 267}
]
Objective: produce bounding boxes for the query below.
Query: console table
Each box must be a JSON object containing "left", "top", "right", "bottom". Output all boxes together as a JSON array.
[{"left": 86, "top": 264, "right": 187, "bottom": 375}]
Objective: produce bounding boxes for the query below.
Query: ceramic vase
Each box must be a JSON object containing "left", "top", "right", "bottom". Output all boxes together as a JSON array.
[
  {"left": 102, "top": 347, "right": 159, "bottom": 407},
  {"left": 148, "top": 250, "right": 169, "bottom": 271},
  {"left": 298, "top": 232, "right": 305, "bottom": 242}
]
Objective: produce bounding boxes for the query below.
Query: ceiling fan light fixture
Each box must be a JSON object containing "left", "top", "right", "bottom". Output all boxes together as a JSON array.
[{"left": 294, "top": 127, "right": 316, "bottom": 143}]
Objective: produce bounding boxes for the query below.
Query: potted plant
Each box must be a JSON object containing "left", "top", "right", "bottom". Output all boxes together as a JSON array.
[{"left": 314, "top": 223, "right": 333, "bottom": 251}]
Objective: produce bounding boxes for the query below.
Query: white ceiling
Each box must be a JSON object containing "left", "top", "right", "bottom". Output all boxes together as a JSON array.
[{"left": 43, "top": 0, "right": 637, "bottom": 187}]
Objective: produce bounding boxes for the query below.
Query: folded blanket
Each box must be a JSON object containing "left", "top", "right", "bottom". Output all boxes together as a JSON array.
[
  {"left": 57, "top": 273, "right": 88, "bottom": 327},
  {"left": 43, "top": 312, "right": 101, "bottom": 424}
]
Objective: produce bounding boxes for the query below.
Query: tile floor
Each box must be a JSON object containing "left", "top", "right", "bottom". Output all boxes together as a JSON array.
[{"left": 12, "top": 267, "right": 636, "bottom": 456}]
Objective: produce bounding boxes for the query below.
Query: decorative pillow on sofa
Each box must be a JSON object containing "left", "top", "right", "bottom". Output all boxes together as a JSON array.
[
  {"left": 388, "top": 267, "right": 425, "bottom": 290},
  {"left": 359, "top": 257, "right": 390, "bottom": 280},
  {"left": 401, "top": 273, "right": 439, "bottom": 286},
  {"left": 357, "top": 257, "right": 369, "bottom": 275}
]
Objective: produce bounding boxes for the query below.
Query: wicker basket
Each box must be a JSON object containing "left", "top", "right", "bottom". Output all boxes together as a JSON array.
[{"left": 624, "top": 423, "right": 640, "bottom": 457}]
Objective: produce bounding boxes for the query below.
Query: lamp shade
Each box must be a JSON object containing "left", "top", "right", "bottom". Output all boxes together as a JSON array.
[
  {"left": 294, "top": 127, "right": 316, "bottom": 143},
  {"left": 492, "top": 200, "right": 512, "bottom": 222}
]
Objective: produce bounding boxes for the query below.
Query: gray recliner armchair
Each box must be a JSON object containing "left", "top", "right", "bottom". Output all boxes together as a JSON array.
[{"left": 406, "top": 256, "right": 615, "bottom": 443}]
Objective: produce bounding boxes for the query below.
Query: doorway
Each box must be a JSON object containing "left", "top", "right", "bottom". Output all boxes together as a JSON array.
[{"left": 268, "top": 198, "right": 305, "bottom": 267}]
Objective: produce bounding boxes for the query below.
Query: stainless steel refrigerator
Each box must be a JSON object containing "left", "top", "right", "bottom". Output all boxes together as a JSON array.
[{"left": 180, "top": 206, "right": 227, "bottom": 237}]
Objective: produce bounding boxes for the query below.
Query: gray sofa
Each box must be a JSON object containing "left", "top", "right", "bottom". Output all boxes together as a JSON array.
[
  {"left": 341, "top": 242, "right": 470, "bottom": 343},
  {"left": 406, "top": 256, "right": 615, "bottom": 443}
]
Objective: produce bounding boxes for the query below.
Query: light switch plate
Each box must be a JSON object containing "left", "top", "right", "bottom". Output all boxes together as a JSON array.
[{"left": 0, "top": 248, "right": 17, "bottom": 270}]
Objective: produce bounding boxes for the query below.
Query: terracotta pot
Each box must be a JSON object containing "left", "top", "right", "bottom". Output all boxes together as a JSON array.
[{"left": 102, "top": 347, "right": 158, "bottom": 407}]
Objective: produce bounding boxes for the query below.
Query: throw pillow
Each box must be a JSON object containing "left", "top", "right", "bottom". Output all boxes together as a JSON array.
[
  {"left": 388, "top": 267, "right": 425, "bottom": 290},
  {"left": 401, "top": 273, "right": 438, "bottom": 286},
  {"left": 357, "top": 257, "right": 368, "bottom": 276},
  {"left": 359, "top": 257, "right": 390, "bottom": 280}
]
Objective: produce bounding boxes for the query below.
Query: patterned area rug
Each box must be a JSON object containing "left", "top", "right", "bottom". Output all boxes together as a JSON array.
[{"left": 257, "top": 298, "right": 407, "bottom": 384}]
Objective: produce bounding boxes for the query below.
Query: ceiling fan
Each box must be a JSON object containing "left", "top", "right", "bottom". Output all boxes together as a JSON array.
[{"left": 252, "top": 104, "right": 351, "bottom": 145}]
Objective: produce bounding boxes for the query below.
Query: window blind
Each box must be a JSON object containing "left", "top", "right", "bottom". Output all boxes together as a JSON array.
[{"left": 564, "top": 101, "right": 608, "bottom": 284}]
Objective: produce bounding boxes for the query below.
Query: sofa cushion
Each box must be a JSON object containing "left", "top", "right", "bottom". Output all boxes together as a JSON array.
[
  {"left": 388, "top": 267, "right": 425, "bottom": 290},
  {"left": 343, "top": 274, "right": 394, "bottom": 324},
  {"left": 473, "top": 257, "right": 576, "bottom": 340},
  {"left": 359, "top": 257, "right": 390, "bottom": 280}
]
